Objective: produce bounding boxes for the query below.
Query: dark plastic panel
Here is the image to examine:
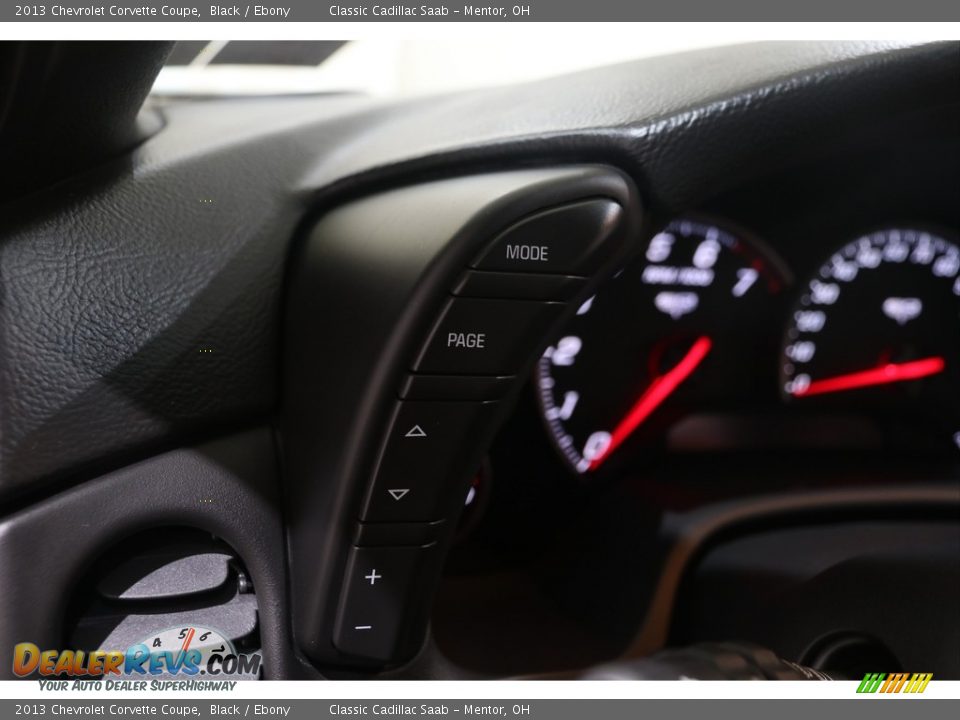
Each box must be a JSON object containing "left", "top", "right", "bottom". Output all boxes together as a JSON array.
[
  {"left": 282, "top": 166, "right": 642, "bottom": 667},
  {"left": 674, "top": 521, "right": 960, "bottom": 677},
  {"left": 0, "top": 428, "right": 316, "bottom": 680}
]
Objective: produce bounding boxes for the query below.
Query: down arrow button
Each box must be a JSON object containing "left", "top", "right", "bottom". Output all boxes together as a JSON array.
[{"left": 361, "top": 400, "right": 499, "bottom": 523}]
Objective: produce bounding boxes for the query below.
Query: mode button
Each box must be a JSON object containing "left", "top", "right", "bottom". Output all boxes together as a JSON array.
[{"left": 471, "top": 199, "right": 624, "bottom": 274}]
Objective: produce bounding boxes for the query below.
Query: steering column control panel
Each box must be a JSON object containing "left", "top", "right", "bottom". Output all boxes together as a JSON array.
[{"left": 282, "top": 166, "right": 641, "bottom": 668}]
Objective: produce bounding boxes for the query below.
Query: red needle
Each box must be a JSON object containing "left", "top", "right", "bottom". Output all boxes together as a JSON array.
[
  {"left": 792, "top": 356, "right": 945, "bottom": 398},
  {"left": 589, "top": 336, "right": 712, "bottom": 471},
  {"left": 180, "top": 628, "right": 195, "bottom": 654},
  {"left": 176, "top": 627, "right": 196, "bottom": 668}
]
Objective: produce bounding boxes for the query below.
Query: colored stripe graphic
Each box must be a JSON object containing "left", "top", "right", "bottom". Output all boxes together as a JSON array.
[
  {"left": 907, "top": 673, "right": 933, "bottom": 693},
  {"left": 859, "top": 673, "right": 886, "bottom": 693},
  {"left": 858, "top": 672, "right": 932, "bottom": 694}
]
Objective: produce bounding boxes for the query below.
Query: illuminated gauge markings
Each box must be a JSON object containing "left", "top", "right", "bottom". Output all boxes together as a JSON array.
[
  {"left": 782, "top": 228, "right": 959, "bottom": 447},
  {"left": 537, "top": 217, "right": 786, "bottom": 474}
]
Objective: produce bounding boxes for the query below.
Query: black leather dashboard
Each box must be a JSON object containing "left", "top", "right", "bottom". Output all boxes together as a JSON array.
[{"left": 1, "top": 40, "right": 956, "bottom": 503}]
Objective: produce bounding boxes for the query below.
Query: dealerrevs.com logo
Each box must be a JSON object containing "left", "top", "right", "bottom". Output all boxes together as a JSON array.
[
  {"left": 856, "top": 673, "right": 933, "bottom": 694},
  {"left": 13, "top": 626, "right": 261, "bottom": 680}
]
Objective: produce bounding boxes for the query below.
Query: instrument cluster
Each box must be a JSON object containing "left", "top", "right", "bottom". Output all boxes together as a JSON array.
[{"left": 536, "top": 214, "right": 959, "bottom": 474}]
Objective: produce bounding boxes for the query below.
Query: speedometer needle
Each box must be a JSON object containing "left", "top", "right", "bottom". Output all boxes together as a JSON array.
[
  {"left": 792, "top": 356, "right": 945, "bottom": 398},
  {"left": 589, "top": 336, "right": 712, "bottom": 471}
]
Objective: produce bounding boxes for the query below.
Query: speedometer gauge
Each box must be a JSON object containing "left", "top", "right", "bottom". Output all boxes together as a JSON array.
[
  {"left": 537, "top": 217, "right": 788, "bottom": 474},
  {"left": 782, "top": 228, "right": 959, "bottom": 449}
]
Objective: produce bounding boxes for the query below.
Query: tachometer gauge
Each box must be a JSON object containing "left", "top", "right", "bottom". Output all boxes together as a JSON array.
[
  {"left": 537, "top": 217, "right": 788, "bottom": 474},
  {"left": 781, "top": 228, "right": 959, "bottom": 449}
]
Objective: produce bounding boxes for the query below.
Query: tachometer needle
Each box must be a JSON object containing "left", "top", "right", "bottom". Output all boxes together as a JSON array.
[
  {"left": 792, "top": 356, "right": 946, "bottom": 398},
  {"left": 589, "top": 336, "right": 712, "bottom": 471}
]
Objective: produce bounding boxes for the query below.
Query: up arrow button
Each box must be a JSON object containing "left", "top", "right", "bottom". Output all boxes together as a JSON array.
[{"left": 361, "top": 400, "right": 498, "bottom": 523}]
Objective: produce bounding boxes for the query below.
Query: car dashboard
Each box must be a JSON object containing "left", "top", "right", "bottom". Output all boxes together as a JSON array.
[
  {"left": 428, "top": 102, "right": 959, "bottom": 677},
  {"left": 0, "top": 40, "right": 956, "bottom": 683}
]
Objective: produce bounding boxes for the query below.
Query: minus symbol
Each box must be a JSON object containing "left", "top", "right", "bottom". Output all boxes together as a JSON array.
[{"left": 354, "top": 625, "right": 372, "bottom": 630}]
